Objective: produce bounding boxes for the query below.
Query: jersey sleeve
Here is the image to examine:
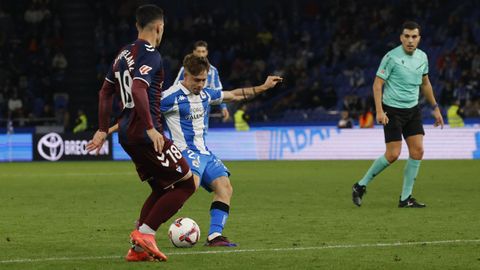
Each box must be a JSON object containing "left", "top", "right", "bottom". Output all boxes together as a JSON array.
[
  {"left": 376, "top": 54, "right": 394, "bottom": 80},
  {"left": 422, "top": 54, "right": 429, "bottom": 75},
  {"left": 133, "top": 50, "right": 160, "bottom": 86},
  {"left": 211, "top": 68, "right": 226, "bottom": 109},
  {"left": 160, "top": 92, "right": 177, "bottom": 113},
  {"left": 98, "top": 80, "right": 116, "bottom": 132},
  {"left": 205, "top": 88, "right": 224, "bottom": 105},
  {"left": 212, "top": 68, "right": 223, "bottom": 90},
  {"left": 173, "top": 67, "right": 185, "bottom": 85},
  {"left": 105, "top": 60, "right": 115, "bottom": 84}
]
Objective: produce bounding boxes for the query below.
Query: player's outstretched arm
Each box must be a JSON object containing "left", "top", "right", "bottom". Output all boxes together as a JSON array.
[
  {"left": 421, "top": 75, "right": 444, "bottom": 129},
  {"left": 222, "top": 75, "right": 283, "bottom": 103},
  {"left": 87, "top": 79, "right": 115, "bottom": 155}
]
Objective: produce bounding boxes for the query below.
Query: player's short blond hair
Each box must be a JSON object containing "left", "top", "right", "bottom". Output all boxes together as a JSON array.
[{"left": 183, "top": 54, "right": 210, "bottom": 76}]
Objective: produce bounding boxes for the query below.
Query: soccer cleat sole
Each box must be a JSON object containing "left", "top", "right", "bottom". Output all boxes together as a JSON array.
[{"left": 398, "top": 203, "right": 426, "bottom": 208}]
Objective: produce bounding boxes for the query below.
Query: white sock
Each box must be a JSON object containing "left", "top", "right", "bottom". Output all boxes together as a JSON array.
[
  {"left": 139, "top": 224, "right": 156, "bottom": 235},
  {"left": 208, "top": 232, "right": 222, "bottom": 241}
]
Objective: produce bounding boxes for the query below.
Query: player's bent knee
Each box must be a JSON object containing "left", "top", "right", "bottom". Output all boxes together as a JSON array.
[
  {"left": 410, "top": 147, "right": 424, "bottom": 160},
  {"left": 224, "top": 181, "right": 233, "bottom": 198},
  {"left": 212, "top": 177, "right": 233, "bottom": 199},
  {"left": 385, "top": 153, "right": 400, "bottom": 163},
  {"left": 219, "top": 182, "right": 233, "bottom": 198}
]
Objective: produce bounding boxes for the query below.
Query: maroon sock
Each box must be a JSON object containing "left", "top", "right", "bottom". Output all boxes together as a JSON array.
[
  {"left": 143, "top": 176, "right": 195, "bottom": 230},
  {"left": 137, "top": 179, "right": 167, "bottom": 226},
  {"left": 138, "top": 191, "right": 162, "bottom": 226}
]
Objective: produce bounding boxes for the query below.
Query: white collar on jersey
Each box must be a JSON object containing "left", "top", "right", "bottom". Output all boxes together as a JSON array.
[{"left": 179, "top": 81, "right": 192, "bottom": 95}]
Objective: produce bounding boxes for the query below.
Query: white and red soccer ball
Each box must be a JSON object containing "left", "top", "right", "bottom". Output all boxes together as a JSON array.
[{"left": 168, "top": 217, "right": 200, "bottom": 248}]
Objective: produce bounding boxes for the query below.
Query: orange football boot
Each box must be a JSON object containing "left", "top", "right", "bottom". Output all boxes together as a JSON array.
[
  {"left": 130, "top": 230, "right": 168, "bottom": 261},
  {"left": 125, "top": 248, "right": 155, "bottom": 262}
]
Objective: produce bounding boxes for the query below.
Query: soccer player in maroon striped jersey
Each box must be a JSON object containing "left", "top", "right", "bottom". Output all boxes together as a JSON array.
[{"left": 87, "top": 5, "right": 196, "bottom": 262}]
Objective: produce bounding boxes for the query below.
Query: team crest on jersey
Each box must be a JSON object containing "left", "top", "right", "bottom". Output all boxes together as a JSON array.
[{"left": 139, "top": 65, "right": 152, "bottom": 75}]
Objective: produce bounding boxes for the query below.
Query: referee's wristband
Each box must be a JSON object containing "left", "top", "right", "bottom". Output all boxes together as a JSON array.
[{"left": 432, "top": 103, "right": 439, "bottom": 110}]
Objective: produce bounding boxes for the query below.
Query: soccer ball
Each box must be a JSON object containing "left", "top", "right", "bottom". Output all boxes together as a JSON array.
[{"left": 168, "top": 217, "right": 200, "bottom": 248}]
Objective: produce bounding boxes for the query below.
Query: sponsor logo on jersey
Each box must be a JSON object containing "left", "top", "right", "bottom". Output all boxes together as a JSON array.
[
  {"left": 191, "top": 106, "right": 203, "bottom": 113},
  {"left": 185, "top": 106, "right": 205, "bottom": 120},
  {"left": 185, "top": 112, "right": 205, "bottom": 120},
  {"left": 139, "top": 65, "right": 152, "bottom": 75}
]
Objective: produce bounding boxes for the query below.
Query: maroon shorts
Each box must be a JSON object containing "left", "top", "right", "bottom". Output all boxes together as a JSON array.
[{"left": 121, "top": 139, "right": 190, "bottom": 189}]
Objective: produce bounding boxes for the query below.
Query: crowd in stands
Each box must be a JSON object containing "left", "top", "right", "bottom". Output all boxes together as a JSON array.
[
  {"left": 81, "top": 0, "right": 480, "bottom": 125},
  {"left": 1, "top": 0, "right": 479, "bottom": 131},
  {"left": 0, "top": 0, "right": 69, "bottom": 129}
]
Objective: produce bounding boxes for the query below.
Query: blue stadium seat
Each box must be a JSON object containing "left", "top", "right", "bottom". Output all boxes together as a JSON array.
[
  {"left": 53, "top": 93, "right": 69, "bottom": 110},
  {"left": 32, "top": 98, "right": 44, "bottom": 117}
]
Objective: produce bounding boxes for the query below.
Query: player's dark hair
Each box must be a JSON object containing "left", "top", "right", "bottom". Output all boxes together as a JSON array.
[
  {"left": 136, "top": 4, "right": 164, "bottom": 29},
  {"left": 402, "top": 21, "right": 421, "bottom": 35},
  {"left": 183, "top": 54, "right": 210, "bottom": 76},
  {"left": 194, "top": 40, "right": 208, "bottom": 50}
]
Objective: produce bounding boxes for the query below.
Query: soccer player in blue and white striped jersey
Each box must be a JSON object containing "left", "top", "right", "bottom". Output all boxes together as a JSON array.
[
  {"left": 162, "top": 54, "right": 282, "bottom": 246},
  {"left": 173, "top": 41, "right": 230, "bottom": 122}
]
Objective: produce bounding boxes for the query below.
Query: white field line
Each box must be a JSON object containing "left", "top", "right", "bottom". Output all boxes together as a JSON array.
[
  {"left": 1, "top": 239, "right": 479, "bottom": 264},
  {"left": 0, "top": 172, "right": 136, "bottom": 178}
]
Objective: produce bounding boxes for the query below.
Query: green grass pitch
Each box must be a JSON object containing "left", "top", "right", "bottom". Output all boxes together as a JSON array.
[{"left": 0, "top": 160, "right": 479, "bottom": 269}]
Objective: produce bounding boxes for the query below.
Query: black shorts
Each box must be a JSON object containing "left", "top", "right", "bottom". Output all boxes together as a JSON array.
[
  {"left": 383, "top": 104, "right": 425, "bottom": 143},
  {"left": 121, "top": 139, "right": 190, "bottom": 189}
]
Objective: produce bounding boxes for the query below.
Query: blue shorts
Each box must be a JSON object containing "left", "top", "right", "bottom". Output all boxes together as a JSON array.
[{"left": 182, "top": 149, "right": 230, "bottom": 192}]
